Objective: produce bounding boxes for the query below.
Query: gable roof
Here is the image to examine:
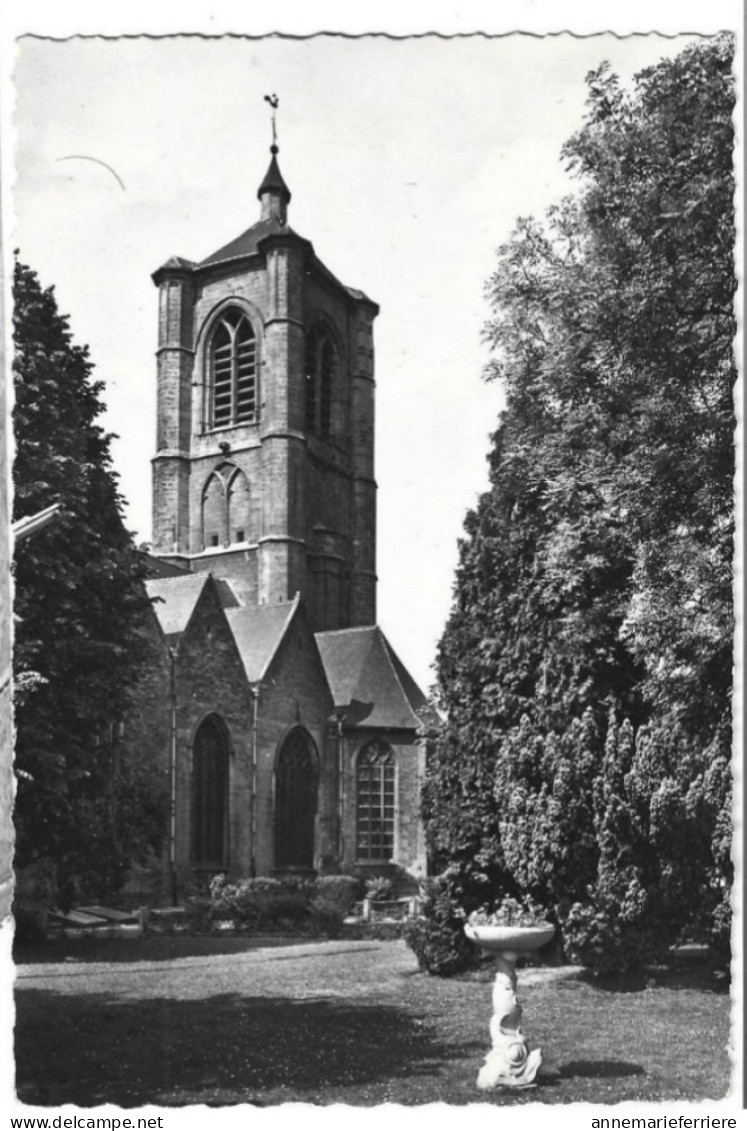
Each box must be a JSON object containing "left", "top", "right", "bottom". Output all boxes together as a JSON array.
[
  {"left": 145, "top": 573, "right": 241, "bottom": 643},
  {"left": 315, "top": 625, "right": 428, "bottom": 731},
  {"left": 225, "top": 597, "right": 300, "bottom": 684}
]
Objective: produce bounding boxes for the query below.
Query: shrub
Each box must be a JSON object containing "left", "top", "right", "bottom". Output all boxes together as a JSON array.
[
  {"left": 309, "top": 902, "right": 345, "bottom": 939},
  {"left": 183, "top": 894, "right": 212, "bottom": 932},
  {"left": 315, "top": 875, "right": 361, "bottom": 916},
  {"left": 365, "top": 875, "right": 394, "bottom": 901},
  {"left": 403, "top": 876, "right": 478, "bottom": 977},
  {"left": 309, "top": 875, "right": 360, "bottom": 937},
  {"left": 209, "top": 876, "right": 312, "bottom": 929}
]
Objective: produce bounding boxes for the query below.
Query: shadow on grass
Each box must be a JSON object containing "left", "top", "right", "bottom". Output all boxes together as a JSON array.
[
  {"left": 13, "top": 934, "right": 359, "bottom": 967},
  {"left": 558, "top": 1060, "right": 645, "bottom": 1079},
  {"left": 15, "top": 986, "right": 467, "bottom": 1107},
  {"left": 577, "top": 967, "right": 729, "bottom": 995}
]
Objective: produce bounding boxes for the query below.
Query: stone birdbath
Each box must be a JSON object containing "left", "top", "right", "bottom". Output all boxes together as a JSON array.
[{"left": 464, "top": 904, "right": 555, "bottom": 1089}]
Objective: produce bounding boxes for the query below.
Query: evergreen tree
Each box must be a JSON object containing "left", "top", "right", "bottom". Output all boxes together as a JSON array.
[
  {"left": 424, "top": 36, "right": 734, "bottom": 969},
  {"left": 13, "top": 259, "right": 167, "bottom": 906}
]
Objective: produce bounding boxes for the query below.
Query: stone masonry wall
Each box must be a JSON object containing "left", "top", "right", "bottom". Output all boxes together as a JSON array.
[
  {"left": 173, "top": 578, "right": 254, "bottom": 884},
  {"left": 252, "top": 604, "right": 335, "bottom": 876},
  {"left": 117, "top": 603, "right": 173, "bottom": 904}
]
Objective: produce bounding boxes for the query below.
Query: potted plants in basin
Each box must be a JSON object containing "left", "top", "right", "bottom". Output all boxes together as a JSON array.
[
  {"left": 465, "top": 896, "right": 555, "bottom": 960},
  {"left": 464, "top": 898, "right": 555, "bottom": 1090}
]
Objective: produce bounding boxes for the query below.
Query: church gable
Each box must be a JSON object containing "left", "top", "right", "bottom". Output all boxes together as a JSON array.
[
  {"left": 176, "top": 575, "right": 252, "bottom": 719},
  {"left": 246, "top": 597, "right": 335, "bottom": 877},
  {"left": 224, "top": 598, "right": 297, "bottom": 685},
  {"left": 172, "top": 575, "right": 255, "bottom": 880},
  {"left": 261, "top": 598, "right": 334, "bottom": 718},
  {"left": 146, "top": 573, "right": 209, "bottom": 643}
]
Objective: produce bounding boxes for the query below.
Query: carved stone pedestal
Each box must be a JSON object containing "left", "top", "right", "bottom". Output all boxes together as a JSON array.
[{"left": 476, "top": 952, "right": 541, "bottom": 1089}]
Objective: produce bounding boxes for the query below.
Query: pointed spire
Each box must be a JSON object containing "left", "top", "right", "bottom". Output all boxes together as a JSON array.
[{"left": 258, "top": 95, "right": 291, "bottom": 223}]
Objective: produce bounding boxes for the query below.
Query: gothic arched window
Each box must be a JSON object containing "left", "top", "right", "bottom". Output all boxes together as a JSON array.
[
  {"left": 305, "top": 323, "right": 338, "bottom": 439},
  {"left": 209, "top": 307, "right": 258, "bottom": 428},
  {"left": 356, "top": 741, "right": 396, "bottom": 862},
  {"left": 192, "top": 715, "right": 229, "bottom": 870},
  {"left": 227, "top": 467, "right": 252, "bottom": 544},
  {"left": 275, "top": 728, "right": 318, "bottom": 869},
  {"left": 201, "top": 471, "right": 227, "bottom": 549},
  {"left": 201, "top": 463, "right": 255, "bottom": 549}
]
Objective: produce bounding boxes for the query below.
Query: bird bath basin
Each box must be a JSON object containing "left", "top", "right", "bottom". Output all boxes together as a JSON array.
[
  {"left": 464, "top": 921, "right": 555, "bottom": 1089},
  {"left": 465, "top": 923, "right": 555, "bottom": 961}
]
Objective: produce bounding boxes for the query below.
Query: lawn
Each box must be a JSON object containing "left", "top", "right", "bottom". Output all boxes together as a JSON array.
[{"left": 14, "top": 937, "right": 731, "bottom": 1107}]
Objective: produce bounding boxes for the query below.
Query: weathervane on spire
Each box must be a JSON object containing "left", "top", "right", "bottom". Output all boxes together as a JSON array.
[{"left": 264, "top": 93, "right": 279, "bottom": 152}]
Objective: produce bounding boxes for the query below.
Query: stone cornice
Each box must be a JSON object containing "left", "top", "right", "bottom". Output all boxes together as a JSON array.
[
  {"left": 258, "top": 535, "right": 308, "bottom": 547},
  {"left": 152, "top": 450, "right": 191, "bottom": 462},
  {"left": 263, "top": 316, "right": 305, "bottom": 332},
  {"left": 259, "top": 428, "right": 307, "bottom": 444},
  {"left": 156, "top": 345, "right": 195, "bottom": 357}
]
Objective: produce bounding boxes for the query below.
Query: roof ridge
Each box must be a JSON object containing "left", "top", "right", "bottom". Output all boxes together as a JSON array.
[{"left": 315, "top": 624, "right": 377, "bottom": 638}]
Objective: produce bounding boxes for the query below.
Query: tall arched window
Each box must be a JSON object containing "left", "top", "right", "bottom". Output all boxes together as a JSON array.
[
  {"left": 209, "top": 307, "right": 257, "bottom": 428},
  {"left": 275, "top": 728, "right": 318, "bottom": 869},
  {"left": 305, "top": 323, "right": 338, "bottom": 439},
  {"left": 192, "top": 715, "right": 229, "bottom": 870},
  {"left": 356, "top": 741, "right": 396, "bottom": 862}
]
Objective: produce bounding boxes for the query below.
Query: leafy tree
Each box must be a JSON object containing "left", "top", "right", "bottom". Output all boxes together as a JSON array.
[
  {"left": 425, "top": 36, "right": 734, "bottom": 970},
  {"left": 13, "top": 259, "right": 168, "bottom": 907}
]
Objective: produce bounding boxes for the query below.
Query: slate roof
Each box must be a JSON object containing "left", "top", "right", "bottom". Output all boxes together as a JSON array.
[
  {"left": 142, "top": 552, "right": 192, "bottom": 580},
  {"left": 154, "top": 220, "right": 376, "bottom": 310},
  {"left": 315, "top": 625, "right": 428, "bottom": 730},
  {"left": 159, "top": 255, "right": 197, "bottom": 272},
  {"left": 145, "top": 573, "right": 241, "bottom": 643},
  {"left": 225, "top": 597, "right": 299, "bottom": 683},
  {"left": 257, "top": 151, "right": 291, "bottom": 203},
  {"left": 197, "top": 216, "right": 301, "bottom": 269}
]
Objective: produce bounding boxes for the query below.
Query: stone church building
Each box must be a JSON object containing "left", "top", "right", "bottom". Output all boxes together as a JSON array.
[{"left": 141, "top": 143, "right": 430, "bottom": 890}]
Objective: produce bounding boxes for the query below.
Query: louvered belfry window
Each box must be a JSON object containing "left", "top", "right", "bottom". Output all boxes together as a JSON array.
[
  {"left": 305, "top": 323, "right": 336, "bottom": 439},
  {"left": 210, "top": 308, "right": 257, "bottom": 427},
  {"left": 320, "top": 338, "right": 334, "bottom": 438},
  {"left": 356, "top": 741, "right": 396, "bottom": 861}
]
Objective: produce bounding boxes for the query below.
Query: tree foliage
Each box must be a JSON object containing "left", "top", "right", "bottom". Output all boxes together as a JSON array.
[
  {"left": 13, "top": 259, "right": 168, "bottom": 905},
  {"left": 423, "top": 36, "right": 734, "bottom": 970}
]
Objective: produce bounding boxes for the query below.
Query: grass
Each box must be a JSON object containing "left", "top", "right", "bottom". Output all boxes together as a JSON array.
[{"left": 14, "top": 937, "right": 731, "bottom": 1107}]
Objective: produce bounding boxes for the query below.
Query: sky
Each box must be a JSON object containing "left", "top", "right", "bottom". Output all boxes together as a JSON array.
[{"left": 11, "top": 31, "right": 707, "bottom": 692}]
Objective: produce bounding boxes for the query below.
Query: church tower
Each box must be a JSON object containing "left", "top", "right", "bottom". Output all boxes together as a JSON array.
[{"left": 150, "top": 139, "right": 378, "bottom": 631}]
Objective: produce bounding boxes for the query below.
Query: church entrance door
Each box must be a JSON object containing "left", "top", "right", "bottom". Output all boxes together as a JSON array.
[{"left": 275, "top": 728, "right": 317, "bottom": 869}]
